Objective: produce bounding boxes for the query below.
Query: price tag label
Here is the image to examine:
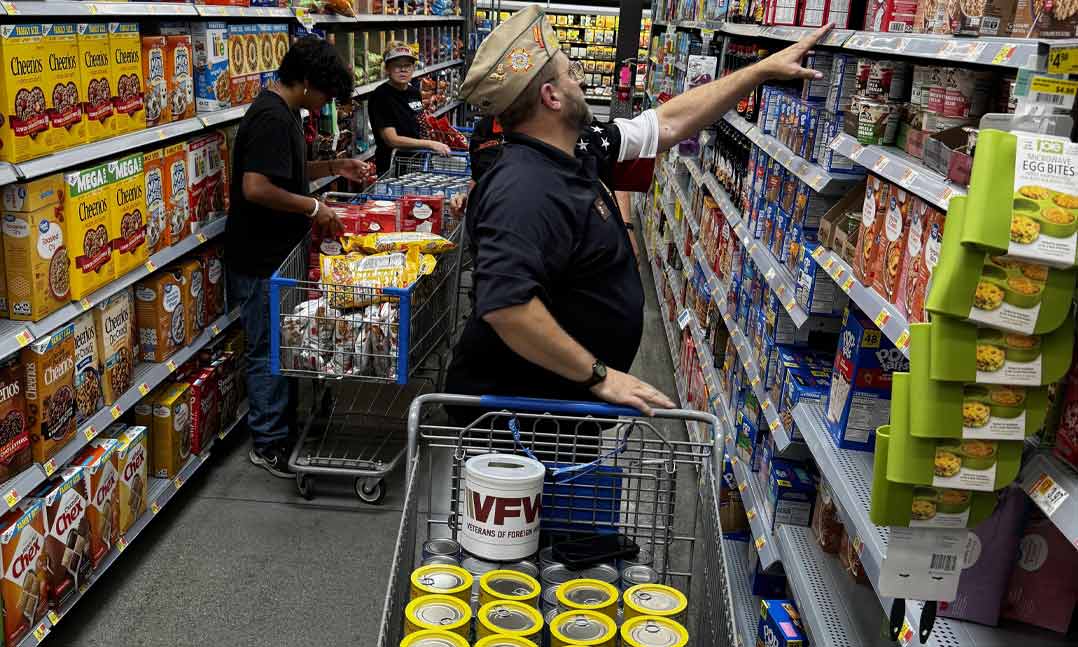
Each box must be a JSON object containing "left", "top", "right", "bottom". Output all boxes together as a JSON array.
[
  {"left": 86, "top": 3, "right": 97, "bottom": 14},
  {"left": 43, "top": 459, "right": 56, "bottom": 477},
  {"left": 1030, "top": 76, "right": 1078, "bottom": 110},
  {"left": 812, "top": 246, "right": 826, "bottom": 260},
  {"left": 823, "top": 257, "right": 835, "bottom": 271},
  {"left": 145, "top": 259, "right": 157, "bottom": 272},
  {"left": 15, "top": 329, "right": 32, "bottom": 348},
  {"left": 755, "top": 536, "right": 767, "bottom": 550},
  {"left": 674, "top": 200, "right": 683, "bottom": 222},
  {"left": 196, "top": 232, "right": 207, "bottom": 243},
  {"left": 939, "top": 186, "right": 955, "bottom": 205},
  {"left": 842, "top": 277, "right": 854, "bottom": 291},
  {"left": 33, "top": 624, "right": 47, "bottom": 641},
  {"left": 898, "top": 619, "right": 916, "bottom": 647},
  {"left": 84, "top": 425, "right": 97, "bottom": 441},
  {"left": 770, "top": 418, "right": 780, "bottom": 432},
  {"left": 738, "top": 481, "right": 747, "bottom": 493},
  {"left": 896, "top": 329, "right": 911, "bottom": 351},
  {"left": 3, "top": 490, "right": 17, "bottom": 508},
  {"left": 900, "top": 167, "right": 918, "bottom": 185},
  {"left": 1048, "top": 45, "right": 1078, "bottom": 75},
  {"left": 750, "top": 376, "right": 761, "bottom": 387},
  {"left": 785, "top": 299, "right": 796, "bottom": 313},
  {"left": 166, "top": 360, "right": 177, "bottom": 372},
  {"left": 117, "top": 537, "right": 127, "bottom": 552},
  {"left": 174, "top": 477, "right": 184, "bottom": 490},
  {"left": 731, "top": 456, "right": 738, "bottom": 466},
  {"left": 137, "top": 382, "right": 149, "bottom": 396},
  {"left": 676, "top": 310, "right": 692, "bottom": 330},
  {"left": 775, "top": 284, "right": 786, "bottom": 297},
  {"left": 211, "top": 324, "right": 221, "bottom": 336},
  {"left": 764, "top": 268, "right": 776, "bottom": 282},
  {"left": 1027, "top": 473, "right": 1070, "bottom": 517},
  {"left": 874, "top": 309, "right": 891, "bottom": 328},
  {"left": 1, "top": 2, "right": 17, "bottom": 15},
  {"left": 849, "top": 143, "right": 865, "bottom": 160},
  {"left": 47, "top": 611, "right": 59, "bottom": 625},
  {"left": 747, "top": 509, "right": 757, "bottom": 521},
  {"left": 110, "top": 405, "right": 121, "bottom": 419},
  {"left": 79, "top": 298, "right": 92, "bottom": 311},
  {"left": 761, "top": 399, "right": 771, "bottom": 411},
  {"left": 872, "top": 157, "right": 889, "bottom": 173},
  {"left": 992, "top": 43, "right": 1018, "bottom": 66}
]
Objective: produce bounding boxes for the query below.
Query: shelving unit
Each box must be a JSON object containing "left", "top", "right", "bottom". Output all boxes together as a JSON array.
[
  {"left": 724, "top": 432, "right": 781, "bottom": 569},
  {"left": 829, "top": 133, "right": 963, "bottom": 210},
  {"left": 1020, "top": 452, "right": 1078, "bottom": 549},
  {"left": 351, "top": 58, "right": 464, "bottom": 97},
  {"left": 433, "top": 100, "right": 463, "bottom": 117}
]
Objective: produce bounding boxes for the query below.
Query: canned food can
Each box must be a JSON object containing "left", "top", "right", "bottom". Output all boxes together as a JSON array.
[
  {"left": 476, "top": 600, "right": 545, "bottom": 640},
  {"left": 621, "top": 565, "right": 660, "bottom": 589},
  {"left": 421, "top": 556, "right": 460, "bottom": 567},
  {"left": 396, "top": 629, "right": 463, "bottom": 647},
  {"left": 549, "top": 610, "right": 617, "bottom": 647},
  {"left": 404, "top": 595, "right": 471, "bottom": 638},
  {"left": 503, "top": 560, "right": 540, "bottom": 579},
  {"left": 410, "top": 565, "right": 473, "bottom": 603},
  {"left": 399, "top": 629, "right": 470, "bottom": 647},
  {"left": 622, "top": 585, "right": 687, "bottom": 622},
  {"left": 423, "top": 538, "right": 462, "bottom": 561},
  {"left": 480, "top": 569, "right": 541, "bottom": 607},
  {"left": 556, "top": 579, "right": 619, "bottom": 619},
  {"left": 540, "top": 584, "right": 560, "bottom": 611},
  {"left": 574, "top": 564, "right": 620, "bottom": 586},
  {"left": 462, "top": 555, "right": 502, "bottom": 580},
  {"left": 473, "top": 635, "right": 539, "bottom": 647},
  {"left": 619, "top": 616, "right": 688, "bottom": 647},
  {"left": 621, "top": 548, "right": 653, "bottom": 567},
  {"left": 539, "top": 547, "right": 560, "bottom": 569}
]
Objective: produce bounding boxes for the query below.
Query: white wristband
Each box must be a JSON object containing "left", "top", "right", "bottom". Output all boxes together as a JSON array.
[{"left": 308, "top": 198, "right": 320, "bottom": 219}]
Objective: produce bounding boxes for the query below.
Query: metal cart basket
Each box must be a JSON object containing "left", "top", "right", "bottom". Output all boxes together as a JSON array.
[{"left": 377, "top": 394, "right": 742, "bottom": 646}]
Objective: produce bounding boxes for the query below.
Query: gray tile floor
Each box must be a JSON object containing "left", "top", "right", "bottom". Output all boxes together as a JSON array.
[{"left": 52, "top": 244, "right": 680, "bottom": 646}]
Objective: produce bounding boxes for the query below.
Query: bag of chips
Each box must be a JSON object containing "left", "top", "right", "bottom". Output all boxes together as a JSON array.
[
  {"left": 319, "top": 248, "right": 436, "bottom": 309},
  {"left": 342, "top": 231, "right": 456, "bottom": 255}
]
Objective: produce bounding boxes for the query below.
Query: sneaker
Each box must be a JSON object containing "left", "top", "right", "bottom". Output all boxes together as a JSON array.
[{"left": 249, "top": 443, "right": 294, "bottom": 479}]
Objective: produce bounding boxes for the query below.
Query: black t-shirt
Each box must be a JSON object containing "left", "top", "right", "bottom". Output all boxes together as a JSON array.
[
  {"left": 446, "top": 129, "right": 645, "bottom": 402},
  {"left": 368, "top": 82, "right": 424, "bottom": 175},
  {"left": 225, "top": 90, "right": 309, "bottom": 277}
]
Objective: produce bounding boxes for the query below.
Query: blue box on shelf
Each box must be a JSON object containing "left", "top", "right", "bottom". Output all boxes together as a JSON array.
[
  {"left": 779, "top": 354, "right": 833, "bottom": 442},
  {"left": 757, "top": 599, "right": 808, "bottom": 647},
  {"left": 796, "top": 241, "right": 848, "bottom": 316},
  {"left": 749, "top": 547, "right": 788, "bottom": 595},
  {"left": 764, "top": 292, "right": 810, "bottom": 347},
  {"left": 766, "top": 458, "right": 816, "bottom": 529}
]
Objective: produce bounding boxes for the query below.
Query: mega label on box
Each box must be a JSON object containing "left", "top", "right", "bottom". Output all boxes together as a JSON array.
[
  {"left": 63, "top": 162, "right": 115, "bottom": 299},
  {"left": 1007, "top": 133, "right": 1078, "bottom": 268},
  {"left": 44, "top": 24, "right": 86, "bottom": 152},
  {"left": 0, "top": 500, "right": 48, "bottom": 646},
  {"left": 77, "top": 23, "right": 114, "bottom": 143},
  {"left": 107, "top": 153, "right": 148, "bottom": 276}
]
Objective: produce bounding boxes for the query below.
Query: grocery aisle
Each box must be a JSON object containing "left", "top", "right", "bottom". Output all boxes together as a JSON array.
[{"left": 48, "top": 231, "right": 679, "bottom": 646}]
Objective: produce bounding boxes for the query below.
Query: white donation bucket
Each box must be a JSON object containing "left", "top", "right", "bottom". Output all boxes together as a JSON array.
[{"left": 462, "top": 453, "right": 545, "bottom": 561}]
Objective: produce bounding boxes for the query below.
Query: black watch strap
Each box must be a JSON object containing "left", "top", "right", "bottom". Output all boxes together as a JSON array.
[{"left": 582, "top": 360, "right": 608, "bottom": 388}]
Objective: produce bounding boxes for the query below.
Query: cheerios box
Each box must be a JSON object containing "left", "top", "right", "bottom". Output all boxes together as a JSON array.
[
  {"left": 108, "top": 23, "right": 144, "bottom": 135},
  {"left": 107, "top": 153, "right": 148, "bottom": 277},
  {"left": 824, "top": 305, "right": 908, "bottom": 452},
  {"left": 62, "top": 162, "right": 115, "bottom": 299},
  {"left": 757, "top": 599, "right": 807, "bottom": 647},
  {"left": 0, "top": 24, "right": 52, "bottom": 163}
]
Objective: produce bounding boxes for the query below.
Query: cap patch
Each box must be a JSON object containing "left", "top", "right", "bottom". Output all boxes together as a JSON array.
[{"left": 507, "top": 48, "right": 533, "bottom": 73}]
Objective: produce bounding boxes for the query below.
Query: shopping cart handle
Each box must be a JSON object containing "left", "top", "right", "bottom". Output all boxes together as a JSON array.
[{"left": 478, "top": 395, "right": 641, "bottom": 418}]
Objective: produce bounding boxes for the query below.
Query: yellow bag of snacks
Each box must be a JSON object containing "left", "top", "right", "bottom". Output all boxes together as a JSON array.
[
  {"left": 319, "top": 248, "right": 435, "bottom": 309},
  {"left": 342, "top": 231, "right": 456, "bottom": 255}
]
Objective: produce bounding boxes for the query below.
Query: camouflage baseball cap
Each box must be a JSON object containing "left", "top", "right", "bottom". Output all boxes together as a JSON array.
[
  {"left": 459, "top": 4, "right": 561, "bottom": 116},
  {"left": 383, "top": 40, "right": 417, "bottom": 64}
]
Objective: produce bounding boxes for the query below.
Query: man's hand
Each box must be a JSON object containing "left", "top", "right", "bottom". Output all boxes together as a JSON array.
[
  {"left": 449, "top": 192, "right": 468, "bottom": 219},
  {"left": 335, "top": 159, "right": 374, "bottom": 183},
  {"left": 757, "top": 24, "right": 834, "bottom": 82},
  {"left": 427, "top": 141, "right": 452, "bottom": 156},
  {"left": 590, "top": 369, "right": 676, "bottom": 416},
  {"left": 312, "top": 200, "right": 343, "bottom": 238}
]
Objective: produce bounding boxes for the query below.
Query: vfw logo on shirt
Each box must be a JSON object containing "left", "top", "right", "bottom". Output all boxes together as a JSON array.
[{"left": 409, "top": 101, "right": 423, "bottom": 112}]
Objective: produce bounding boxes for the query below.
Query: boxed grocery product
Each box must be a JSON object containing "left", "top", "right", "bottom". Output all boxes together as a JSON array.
[
  {"left": 0, "top": 357, "right": 32, "bottom": 482},
  {"left": 870, "top": 185, "right": 912, "bottom": 302},
  {"left": 142, "top": 35, "right": 169, "bottom": 127},
  {"left": 854, "top": 175, "right": 889, "bottom": 287},
  {"left": 163, "top": 142, "right": 191, "bottom": 244},
  {"left": 1010, "top": 0, "right": 1078, "bottom": 38},
  {"left": 22, "top": 324, "right": 77, "bottom": 464},
  {"left": 93, "top": 289, "right": 135, "bottom": 405},
  {"left": 1001, "top": 516, "right": 1078, "bottom": 632},
  {"left": 748, "top": 549, "right": 787, "bottom": 596},
  {"left": 187, "top": 366, "right": 219, "bottom": 455},
  {"left": 30, "top": 467, "right": 91, "bottom": 607},
  {"left": 188, "top": 21, "right": 230, "bottom": 112},
  {"left": 106, "top": 424, "right": 147, "bottom": 535},
  {"left": 0, "top": 500, "right": 48, "bottom": 645},
  {"left": 0, "top": 24, "right": 51, "bottom": 163},
  {"left": 766, "top": 458, "right": 816, "bottom": 529},
  {"left": 43, "top": 24, "right": 86, "bottom": 152},
  {"left": 151, "top": 382, "right": 191, "bottom": 478},
  {"left": 107, "top": 23, "right": 144, "bottom": 136},
  {"left": 864, "top": 0, "right": 918, "bottom": 31},
  {"left": 801, "top": 0, "right": 853, "bottom": 26},
  {"left": 77, "top": 22, "right": 114, "bottom": 143},
  {"left": 399, "top": 195, "right": 444, "bottom": 234},
  {"left": 199, "top": 244, "right": 226, "bottom": 322},
  {"left": 756, "top": 599, "right": 806, "bottom": 647},
  {"left": 0, "top": 245, "right": 6, "bottom": 317},
  {"left": 62, "top": 162, "right": 116, "bottom": 301},
  {"left": 71, "top": 439, "right": 119, "bottom": 568},
  {"left": 107, "top": 153, "right": 148, "bottom": 277},
  {"left": 839, "top": 527, "right": 868, "bottom": 582},
  {"left": 164, "top": 35, "right": 195, "bottom": 122},
  {"left": 825, "top": 305, "right": 907, "bottom": 451},
  {"left": 796, "top": 242, "right": 847, "bottom": 316},
  {"left": 811, "top": 477, "right": 843, "bottom": 553},
  {"left": 1, "top": 174, "right": 69, "bottom": 321},
  {"left": 779, "top": 354, "right": 832, "bottom": 442},
  {"left": 895, "top": 197, "right": 944, "bottom": 323},
  {"left": 185, "top": 131, "right": 228, "bottom": 226},
  {"left": 143, "top": 148, "right": 168, "bottom": 256},
  {"left": 135, "top": 266, "right": 186, "bottom": 361},
  {"left": 72, "top": 312, "right": 103, "bottom": 424},
  {"left": 177, "top": 258, "right": 206, "bottom": 345}
]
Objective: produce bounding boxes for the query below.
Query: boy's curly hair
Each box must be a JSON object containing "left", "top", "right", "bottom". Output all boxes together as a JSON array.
[{"left": 278, "top": 37, "right": 354, "bottom": 102}]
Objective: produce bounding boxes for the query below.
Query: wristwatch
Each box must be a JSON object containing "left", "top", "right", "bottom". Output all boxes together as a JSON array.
[{"left": 581, "top": 359, "right": 608, "bottom": 388}]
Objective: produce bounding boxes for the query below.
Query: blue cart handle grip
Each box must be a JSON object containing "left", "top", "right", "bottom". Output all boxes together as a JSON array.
[{"left": 478, "top": 395, "right": 641, "bottom": 418}]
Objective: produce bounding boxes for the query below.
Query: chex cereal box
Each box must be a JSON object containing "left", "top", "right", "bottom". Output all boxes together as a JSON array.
[
  {"left": 72, "top": 439, "right": 119, "bottom": 568},
  {"left": 29, "top": 467, "right": 91, "bottom": 608},
  {"left": 106, "top": 424, "right": 147, "bottom": 536},
  {"left": 0, "top": 500, "right": 47, "bottom": 646},
  {"left": 0, "top": 24, "right": 51, "bottom": 163}
]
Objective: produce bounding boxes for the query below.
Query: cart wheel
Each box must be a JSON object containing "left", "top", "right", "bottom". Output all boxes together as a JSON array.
[
  {"left": 355, "top": 478, "right": 386, "bottom": 505},
  {"left": 297, "top": 474, "right": 315, "bottom": 501}
]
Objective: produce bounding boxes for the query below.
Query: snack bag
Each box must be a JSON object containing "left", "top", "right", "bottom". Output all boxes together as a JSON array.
[{"left": 341, "top": 231, "right": 455, "bottom": 255}]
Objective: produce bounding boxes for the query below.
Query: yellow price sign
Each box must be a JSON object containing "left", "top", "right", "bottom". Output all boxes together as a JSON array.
[
  {"left": 117, "top": 537, "right": 127, "bottom": 552},
  {"left": 750, "top": 376, "right": 761, "bottom": 387},
  {"left": 196, "top": 232, "right": 208, "bottom": 243},
  {"left": 15, "top": 329, "right": 32, "bottom": 348},
  {"left": 754, "top": 536, "right": 766, "bottom": 550},
  {"left": 145, "top": 259, "right": 157, "bottom": 272},
  {"left": 3, "top": 490, "right": 17, "bottom": 508},
  {"left": 151, "top": 502, "right": 160, "bottom": 515},
  {"left": 79, "top": 298, "right": 92, "bottom": 311},
  {"left": 738, "top": 482, "right": 747, "bottom": 493},
  {"left": 1048, "top": 46, "right": 1078, "bottom": 74},
  {"left": 1031, "top": 76, "right": 1078, "bottom": 97},
  {"left": 174, "top": 477, "right": 185, "bottom": 490},
  {"left": 895, "top": 329, "right": 911, "bottom": 350},
  {"left": 1, "top": 2, "right": 17, "bottom": 15},
  {"left": 110, "top": 405, "right": 121, "bottom": 419},
  {"left": 898, "top": 619, "right": 915, "bottom": 647},
  {"left": 842, "top": 277, "right": 854, "bottom": 291},
  {"left": 166, "top": 360, "right": 177, "bottom": 372},
  {"left": 811, "top": 246, "right": 826, "bottom": 260},
  {"left": 761, "top": 399, "right": 771, "bottom": 411},
  {"left": 211, "top": 324, "right": 221, "bottom": 336},
  {"left": 746, "top": 509, "right": 757, "bottom": 521},
  {"left": 674, "top": 200, "right": 683, "bottom": 222},
  {"left": 785, "top": 299, "right": 796, "bottom": 312},
  {"left": 770, "top": 418, "right": 780, "bottom": 432},
  {"left": 874, "top": 309, "right": 891, "bottom": 328},
  {"left": 43, "top": 459, "right": 56, "bottom": 477},
  {"left": 137, "top": 382, "right": 150, "bottom": 396},
  {"left": 47, "top": 611, "right": 59, "bottom": 625},
  {"left": 823, "top": 258, "right": 834, "bottom": 271},
  {"left": 775, "top": 284, "right": 786, "bottom": 297},
  {"left": 83, "top": 425, "right": 96, "bottom": 441},
  {"left": 992, "top": 44, "right": 1017, "bottom": 66},
  {"left": 33, "top": 624, "right": 47, "bottom": 641}
]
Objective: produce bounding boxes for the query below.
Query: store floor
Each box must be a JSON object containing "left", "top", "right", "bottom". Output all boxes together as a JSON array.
[{"left": 52, "top": 248, "right": 679, "bottom": 646}]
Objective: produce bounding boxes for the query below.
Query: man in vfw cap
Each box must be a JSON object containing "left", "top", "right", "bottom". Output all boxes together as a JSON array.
[{"left": 447, "top": 4, "right": 833, "bottom": 413}]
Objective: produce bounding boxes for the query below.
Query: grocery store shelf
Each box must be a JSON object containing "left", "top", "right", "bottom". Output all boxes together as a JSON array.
[
  {"left": 0, "top": 464, "right": 47, "bottom": 517},
  {"left": 310, "top": 175, "right": 339, "bottom": 192},
  {"left": 806, "top": 245, "right": 910, "bottom": 357},
  {"left": 19, "top": 401, "right": 248, "bottom": 647},
  {"left": 585, "top": 95, "right": 612, "bottom": 103},
  {"left": 843, "top": 32, "right": 1044, "bottom": 71},
  {"left": 1, "top": 1, "right": 198, "bottom": 15},
  {"left": 352, "top": 59, "right": 463, "bottom": 97},
  {"left": 725, "top": 537, "right": 762, "bottom": 647},
  {"left": 720, "top": 22, "right": 765, "bottom": 37},
  {"left": 671, "top": 181, "right": 699, "bottom": 236},
  {"left": 199, "top": 105, "right": 250, "bottom": 128},
  {"left": 1020, "top": 452, "right": 1078, "bottom": 550},
  {"left": 433, "top": 100, "right": 463, "bottom": 117},
  {"left": 829, "top": 133, "right": 963, "bottom": 210},
  {"left": 725, "top": 432, "right": 782, "bottom": 570},
  {"left": 723, "top": 110, "right": 756, "bottom": 137},
  {"left": 357, "top": 146, "right": 377, "bottom": 162},
  {"left": 0, "top": 162, "right": 18, "bottom": 186},
  {"left": 758, "top": 25, "right": 854, "bottom": 46},
  {"left": 776, "top": 525, "right": 892, "bottom": 647},
  {"left": 352, "top": 13, "right": 466, "bottom": 23},
  {"left": 196, "top": 5, "right": 295, "bottom": 17},
  {"left": 9, "top": 217, "right": 227, "bottom": 358}
]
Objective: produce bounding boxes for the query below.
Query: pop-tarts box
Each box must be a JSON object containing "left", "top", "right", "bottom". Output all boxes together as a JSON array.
[
  {"left": 779, "top": 354, "right": 833, "bottom": 441},
  {"left": 770, "top": 208, "right": 792, "bottom": 260},
  {"left": 736, "top": 392, "right": 762, "bottom": 467},
  {"left": 824, "top": 305, "right": 908, "bottom": 451},
  {"left": 757, "top": 599, "right": 808, "bottom": 647},
  {"left": 825, "top": 53, "right": 857, "bottom": 115},
  {"left": 791, "top": 180, "right": 832, "bottom": 232},
  {"left": 796, "top": 241, "right": 849, "bottom": 316},
  {"left": 764, "top": 292, "right": 810, "bottom": 347},
  {"left": 818, "top": 113, "right": 865, "bottom": 176},
  {"left": 766, "top": 458, "right": 816, "bottom": 529}
]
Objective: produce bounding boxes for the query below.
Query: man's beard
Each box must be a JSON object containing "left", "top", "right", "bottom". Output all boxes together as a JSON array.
[{"left": 565, "top": 90, "right": 592, "bottom": 133}]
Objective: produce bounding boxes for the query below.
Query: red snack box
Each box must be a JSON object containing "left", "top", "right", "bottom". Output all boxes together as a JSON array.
[
  {"left": 894, "top": 198, "right": 944, "bottom": 323},
  {"left": 864, "top": 0, "right": 918, "bottom": 31},
  {"left": 29, "top": 468, "right": 91, "bottom": 608},
  {"left": 188, "top": 367, "right": 219, "bottom": 455},
  {"left": 871, "top": 186, "right": 912, "bottom": 303},
  {"left": 0, "top": 501, "right": 48, "bottom": 646},
  {"left": 399, "top": 195, "right": 444, "bottom": 234},
  {"left": 0, "top": 357, "right": 32, "bottom": 483},
  {"left": 854, "top": 175, "right": 890, "bottom": 287},
  {"left": 185, "top": 131, "right": 227, "bottom": 228},
  {"left": 199, "top": 244, "right": 226, "bottom": 323}
]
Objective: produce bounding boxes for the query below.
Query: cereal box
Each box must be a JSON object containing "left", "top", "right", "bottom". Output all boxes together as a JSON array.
[
  {"left": 43, "top": 24, "right": 86, "bottom": 151},
  {"left": 187, "top": 21, "right": 230, "bottom": 112},
  {"left": 143, "top": 148, "right": 167, "bottom": 256},
  {"left": 141, "top": 35, "right": 169, "bottom": 127},
  {"left": 135, "top": 267, "right": 185, "bottom": 362},
  {"left": 766, "top": 458, "right": 816, "bottom": 529},
  {"left": 895, "top": 198, "right": 945, "bottom": 323},
  {"left": 0, "top": 244, "right": 7, "bottom": 317},
  {"left": 256, "top": 24, "right": 274, "bottom": 73},
  {"left": 71, "top": 439, "right": 118, "bottom": 568},
  {"left": 72, "top": 312, "right": 103, "bottom": 425},
  {"left": 93, "top": 289, "right": 135, "bottom": 405},
  {"left": 107, "top": 23, "right": 144, "bottom": 136},
  {"left": 105, "top": 425, "right": 147, "bottom": 536},
  {"left": 77, "top": 23, "right": 114, "bottom": 143},
  {"left": 400, "top": 195, "right": 444, "bottom": 234},
  {"left": 163, "top": 142, "right": 190, "bottom": 244},
  {"left": 151, "top": 382, "right": 191, "bottom": 479},
  {"left": 0, "top": 358, "right": 32, "bottom": 483},
  {"left": 22, "top": 324, "right": 77, "bottom": 464},
  {"left": 0, "top": 24, "right": 51, "bottom": 163},
  {"left": 1011, "top": 0, "right": 1078, "bottom": 38},
  {"left": 871, "top": 185, "right": 912, "bottom": 302},
  {"left": 0, "top": 500, "right": 48, "bottom": 645},
  {"left": 854, "top": 175, "right": 890, "bottom": 287},
  {"left": 177, "top": 257, "right": 205, "bottom": 345},
  {"left": 757, "top": 599, "right": 807, "bottom": 647},
  {"left": 187, "top": 367, "right": 219, "bottom": 455},
  {"left": 107, "top": 153, "right": 148, "bottom": 277},
  {"left": 185, "top": 131, "right": 228, "bottom": 227},
  {"left": 62, "top": 162, "right": 115, "bottom": 299},
  {"left": 165, "top": 35, "right": 195, "bottom": 122},
  {"left": 1, "top": 174, "right": 69, "bottom": 321},
  {"left": 199, "top": 244, "right": 225, "bottom": 322},
  {"left": 29, "top": 467, "right": 91, "bottom": 607}
]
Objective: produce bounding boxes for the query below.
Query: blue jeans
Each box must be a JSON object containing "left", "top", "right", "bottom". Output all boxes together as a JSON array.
[{"left": 229, "top": 270, "right": 296, "bottom": 449}]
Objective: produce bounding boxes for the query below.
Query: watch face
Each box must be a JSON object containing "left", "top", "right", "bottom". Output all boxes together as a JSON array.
[{"left": 594, "top": 362, "right": 607, "bottom": 380}]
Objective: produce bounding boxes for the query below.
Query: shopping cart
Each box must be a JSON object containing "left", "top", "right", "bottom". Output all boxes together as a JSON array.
[{"left": 377, "top": 394, "right": 743, "bottom": 646}]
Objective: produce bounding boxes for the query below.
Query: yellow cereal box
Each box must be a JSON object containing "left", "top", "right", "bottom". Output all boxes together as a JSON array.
[
  {"left": 0, "top": 24, "right": 52, "bottom": 163},
  {"left": 1, "top": 174, "right": 68, "bottom": 321},
  {"left": 107, "top": 153, "right": 148, "bottom": 277},
  {"left": 141, "top": 35, "right": 168, "bottom": 128},
  {"left": 108, "top": 23, "right": 144, "bottom": 136},
  {"left": 62, "top": 162, "right": 115, "bottom": 299},
  {"left": 151, "top": 382, "right": 190, "bottom": 479},
  {"left": 78, "top": 23, "right": 114, "bottom": 143},
  {"left": 43, "top": 23, "right": 85, "bottom": 151}
]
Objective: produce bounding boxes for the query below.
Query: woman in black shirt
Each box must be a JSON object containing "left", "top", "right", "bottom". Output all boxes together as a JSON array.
[{"left": 368, "top": 41, "right": 451, "bottom": 175}]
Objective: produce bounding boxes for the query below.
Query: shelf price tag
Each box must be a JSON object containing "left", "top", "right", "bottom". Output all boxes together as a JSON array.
[
  {"left": 872, "top": 157, "right": 889, "bottom": 173},
  {"left": 900, "top": 167, "right": 918, "bottom": 185},
  {"left": 897, "top": 619, "right": 916, "bottom": 647},
  {"left": 43, "top": 459, "right": 56, "bottom": 477},
  {"left": 775, "top": 284, "right": 786, "bottom": 297},
  {"left": 151, "top": 502, "right": 160, "bottom": 515},
  {"left": 83, "top": 426, "right": 96, "bottom": 441},
  {"left": 764, "top": 268, "right": 776, "bottom": 282},
  {"left": 874, "top": 309, "right": 891, "bottom": 328},
  {"left": 750, "top": 376, "right": 761, "bottom": 387},
  {"left": 738, "top": 482, "right": 747, "bottom": 493},
  {"left": 822, "top": 257, "right": 835, "bottom": 271},
  {"left": 47, "top": 611, "right": 59, "bottom": 625},
  {"left": 769, "top": 418, "right": 780, "bottom": 432},
  {"left": 33, "top": 623, "right": 47, "bottom": 641},
  {"left": 754, "top": 536, "right": 766, "bottom": 550},
  {"left": 939, "top": 186, "right": 955, "bottom": 205},
  {"left": 195, "top": 232, "right": 208, "bottom": 243},
  {"left": 1048, "top": 45, "right": 1078, "bottom": 75},
  {"left": 166, "top": 360, "right": 177, "bottom": 372},
  {"left": 3, "top": 490, "right": 17, "bottom": 508},
  {"left": 174, "top": 477, "right": 184, "bottom": 490},
  {"left": 811, "top": 246, "right": 826, "bottom": 260},
  {"left": 211, "top": 324, "right": 221, "bottom": 336},
  {"left": 15, "top": 329, "right": 32, "bottom": 348},
  {"left": 746, "top": 509, "right": 757, "bottom": 521},
  {"left": 79, "top": 298, "right": 92, "bottom": 311},
  {"left": 895, "top": 329, "right": 911, "bottom": 351},
  {"left": 110, "top": 405, "right": 121, "bottom": 419},
  {"left": 144, "top": 259, "right": 157, "bottom": 272},
  {"left": 1026, "top": 473, "right": 1070, "bottom": 517},
  {"left": 761, "top": 399, "right": 771, "bottom": 411},
  {"left": 137, "top": 382, "right": 149, "bottom": 396},
  {"left": 117, "top": 537, "right": 127, "bottom": 552},
  {"left": 784, "top": 299, "right": 797, "bottom": 313},
  {"left": 879, "top": 527, "right": 964, "bottom": 601},
  {"left": 1, "top": 2, "right": 17, "bottom": 15},
  {"left": 842, "top": 277, "right": 855, "bottom": 292}
]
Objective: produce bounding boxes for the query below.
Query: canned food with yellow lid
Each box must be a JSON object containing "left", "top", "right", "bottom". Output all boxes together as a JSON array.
[
  {"left": 549, "top": 609, "right": 617, "bottom": 647},
  {"left": 473, "top": 635, "right": 539, "bottom": 647},
  {"left": 404, "top": 595, "right": 472, "bottom": 638},
  {"left": 410, "top": 565, "right": 473, "bottom": 603},
  {"left": 620, "top": 616, "right": 689, "bottom": 647},
  {"left": 477, "top": 599, "right": 544, "bottom": 640},
  {"left": 399, "top": 629, "right": 471, "bottom": 647},
  {"left": 555, "top": 579, "right": 619, "bottom": 619},
  {"left": 480, "top": 569, "right": 541, "bottom": 607},
  {"left": 623, "top": 584, "right": 687, "bottom": 621}
]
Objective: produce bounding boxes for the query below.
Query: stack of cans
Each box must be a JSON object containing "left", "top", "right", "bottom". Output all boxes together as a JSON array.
[{"left": 373, "top": 171, "right": 470, "bottom": 201}]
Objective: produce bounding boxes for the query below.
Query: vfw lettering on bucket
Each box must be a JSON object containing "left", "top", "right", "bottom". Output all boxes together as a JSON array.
[
  {"left": 465, "top": 488, "right": 541, "bottom": 538},
  {"left": 461, "top": 454, "right": 545, "bottom": 561}
]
